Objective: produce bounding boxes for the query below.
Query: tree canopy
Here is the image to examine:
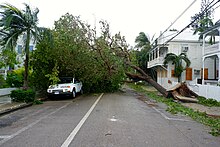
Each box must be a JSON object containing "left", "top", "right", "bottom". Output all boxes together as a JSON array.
[{"left": 31, "top": 13, "right": 127, "bottom": 93}]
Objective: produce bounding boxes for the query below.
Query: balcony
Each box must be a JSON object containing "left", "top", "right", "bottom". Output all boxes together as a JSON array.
[
  {"left": 148, "top": 57, "right": 164, "bottom": 68},
  {"left": 204, "top": 43, "right": 219, "bottom": 57}
]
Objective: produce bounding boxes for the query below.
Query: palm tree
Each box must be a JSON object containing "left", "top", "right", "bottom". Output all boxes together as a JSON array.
[
  {"left": 163, "top": 53, "right": 191, "bottom": 82},
  {"left": 135, "top": 32, "right": 151, "bottom": 50},
  {"left": 0, "top": 3, "right": 42, "bottom": 89},
  {"left": 191, "top": 0, "right": 215, "bottom": 44}
]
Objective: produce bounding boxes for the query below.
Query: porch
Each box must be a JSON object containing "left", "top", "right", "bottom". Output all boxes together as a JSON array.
[
  {"left": 201, "top": 23, "right": 220, "bottom": 85},
  {"left": 148, "top": 46, "right": 168, "bottom": 68}
]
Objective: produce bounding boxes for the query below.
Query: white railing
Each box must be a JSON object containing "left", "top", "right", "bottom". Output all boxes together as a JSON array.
[
  {"left": 204, "top": 44, "right": 219, "bottom": 56},
  {"left": 148, "top": 57, "right": 164, "bottom": 68}
]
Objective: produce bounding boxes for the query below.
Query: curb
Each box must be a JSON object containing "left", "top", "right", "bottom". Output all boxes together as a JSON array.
[
  {"left": 0, "top": 94, "right": 10, "bottom": 98},
  {"left": 0, "top": 103, "right": 33, "bottom": 116}
]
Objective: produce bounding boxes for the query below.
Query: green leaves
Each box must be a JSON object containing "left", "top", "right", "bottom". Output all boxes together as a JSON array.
[
  {"left": 135, "top": 32, "right": 150, "bottom": 50},
  {"left": 31, "top": 14, "right": 127, "bottom": 93},
  {"left": 0, "top": 3, "right": 44, "bottom": 88},
  {"left": 164, "top": 53, "right": 191, "bottom": 82}
]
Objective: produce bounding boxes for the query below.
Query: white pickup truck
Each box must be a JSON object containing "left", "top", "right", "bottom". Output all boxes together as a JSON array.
[{"left": 47, "top": 77, "right": 83, "bottom": 98}]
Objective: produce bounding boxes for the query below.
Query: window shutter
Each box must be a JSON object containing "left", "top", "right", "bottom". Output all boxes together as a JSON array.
[
  {"left": 186, "top": 68, "right": 192, "bottom": 80},
  {"left": 171, "top": 70, "right": 175, "bottom": 77}
]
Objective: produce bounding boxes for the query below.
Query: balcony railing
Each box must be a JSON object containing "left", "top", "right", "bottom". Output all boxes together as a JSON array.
[
  {"left": 148, "top": 57, "right": 164, "bottom": 68},
  {"left": 204, "top": 43, "right": 219, "bottom": 56}
]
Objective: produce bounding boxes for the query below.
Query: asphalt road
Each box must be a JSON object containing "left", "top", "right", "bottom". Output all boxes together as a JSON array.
[{"left": 0, "top": 88, "right": 219, "bottom": 147}]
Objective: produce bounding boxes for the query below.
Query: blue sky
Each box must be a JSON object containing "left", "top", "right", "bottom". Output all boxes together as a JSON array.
[{"left": 1, "top": 0, "right": 220, "bottom": 46}]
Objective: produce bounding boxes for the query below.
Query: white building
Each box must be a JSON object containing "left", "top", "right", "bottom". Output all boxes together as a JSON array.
[
  {"left": 189, "top": 23, "right": 220, "bottom": 101},
  {"left": 148, "top": 29, "right": 202, "bottom": 89},
  {"left": 0, "top": 36, "right": 35, "bottom": 79}
]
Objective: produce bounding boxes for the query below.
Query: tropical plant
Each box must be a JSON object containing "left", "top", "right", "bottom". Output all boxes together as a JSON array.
[
  {"left": 6, "top": 68, "right": 24, "bottom": 87},
  {"left": 163, "top": 53, "right": 191, "bottom": 82},
  {"left": 0, "top": 3, "right": 44, "bottom": 89},
  {"left": 0, "top": 74, "right": 8, "bottom": 88},
  {"left": 191, "top": 0, "right": 215, "bottom": 44},
  {"left": 135, "top": 32, "right": 151, "bottom": 50}
]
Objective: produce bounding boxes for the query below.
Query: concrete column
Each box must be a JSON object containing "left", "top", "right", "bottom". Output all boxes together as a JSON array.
[
  {"left": 219, "top": 28, "right": 220, "bottom": 52},
  {"left": 217, "top": 54, "right": 220, "bottom": 83},
  {"left": 157, "top": 48, "right": 160, "bottom": 58},
  {"left": 217, "top": 28, "right": 220, "bottom": 83},
  {"left": 202, "top": 34, "right": 205, "bottom": 85},
  {"left": 202, "top": 57, "right": 205, "bottom": 85}
]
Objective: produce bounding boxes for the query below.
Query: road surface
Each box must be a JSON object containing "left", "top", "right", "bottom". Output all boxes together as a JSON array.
[{"left": 0, "top": 88, "right": 219, "bottom": 147}]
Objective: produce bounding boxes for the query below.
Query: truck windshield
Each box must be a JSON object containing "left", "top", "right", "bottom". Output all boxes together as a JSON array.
[{"left": 58, "top": 78, "right": 72, "bottom": 84}]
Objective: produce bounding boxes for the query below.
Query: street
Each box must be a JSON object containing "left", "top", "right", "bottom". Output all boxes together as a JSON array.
[{"left": 0, "top": 88, "right": 219, "bottom": 147}]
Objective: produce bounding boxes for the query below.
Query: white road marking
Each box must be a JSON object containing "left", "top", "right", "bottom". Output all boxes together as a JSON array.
[
  {"left": 0, "top": 103, "right": 70, "bottom": 146},
  {"left": 61, "top": 93, "right": 104, "bottom": 147},
  {"left": 0, "top": 136, "right": 11, "bottom": 139},
  {"left": 152, "top": 107, "right": 191, "bottom": 122}
]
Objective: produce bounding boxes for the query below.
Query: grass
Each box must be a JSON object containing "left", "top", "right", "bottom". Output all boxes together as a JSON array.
[
  {"left": 198, "top": 96, "right": 220, "bottom": 107},
  {"left": 127, "top": 83, "right": 220, "bottom": 136}
]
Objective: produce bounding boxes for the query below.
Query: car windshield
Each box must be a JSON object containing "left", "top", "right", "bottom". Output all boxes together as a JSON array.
[{"left": 58, "top": 77, "right": 72, "bottom": 84}]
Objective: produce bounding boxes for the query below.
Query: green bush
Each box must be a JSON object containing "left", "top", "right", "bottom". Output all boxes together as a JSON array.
[
  {"left": 10, "top": 89, "right": 36, "bottom": 103},
  {"left": 6, "top": 68, "right": 24, "bottom": 87},
  {"left": 0, "top": 74, "right": 9, "bottom": 88}
]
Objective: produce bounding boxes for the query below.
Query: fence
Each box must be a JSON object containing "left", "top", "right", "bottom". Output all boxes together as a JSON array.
[{"left": 188, "top": 84, "right": 220, "bottom": 102}]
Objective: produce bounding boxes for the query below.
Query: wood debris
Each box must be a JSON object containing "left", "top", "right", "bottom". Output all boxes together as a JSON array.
[{"left": 167, "top": 83, "right": 198, "bottom": 102}]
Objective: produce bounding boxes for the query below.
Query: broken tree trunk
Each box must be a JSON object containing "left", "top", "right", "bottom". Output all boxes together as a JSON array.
[
  {"left": 167, "top": 83, "right": 198, "bottom": 102},
  {"left": 125, "top": 63, "right": 170, "bottom": 98}
]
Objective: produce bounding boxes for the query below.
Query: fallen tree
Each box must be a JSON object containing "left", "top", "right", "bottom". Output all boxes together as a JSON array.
[
  {"left": 167, "top": 83, "right": 198, "bottom": 102},
  {"left": 125, "top": 63, "right": 169, "bottom": 97},
  {"left": 65, "top": 18, "right": 198, "bottom": 101}
]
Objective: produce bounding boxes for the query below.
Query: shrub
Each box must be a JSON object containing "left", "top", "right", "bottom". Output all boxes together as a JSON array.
[
  {"left": 6, "top": 68, "right": 24, "bottom": 87},
  {"left": 10, "top": 89, "right": 36, "bottom": 103},
  {"left": 0, "top": 74, "right": 9, "bottom": 88}
]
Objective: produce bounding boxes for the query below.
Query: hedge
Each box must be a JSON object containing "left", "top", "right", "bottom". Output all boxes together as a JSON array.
[{"left": 10, "top": 89, "right": 36, "bottom": 103}]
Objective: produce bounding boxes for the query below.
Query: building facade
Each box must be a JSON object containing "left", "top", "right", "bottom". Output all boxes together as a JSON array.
[{"left": 148, "top": 29, "right": 203, "bottom": 89}]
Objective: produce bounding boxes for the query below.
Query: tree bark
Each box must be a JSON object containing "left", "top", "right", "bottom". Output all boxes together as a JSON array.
[
  {"left": 23, "top": 30, "right": 30, "bottom": 90},
  {"left": 126, "top": 62, "right": 170, "bottom": 98}
]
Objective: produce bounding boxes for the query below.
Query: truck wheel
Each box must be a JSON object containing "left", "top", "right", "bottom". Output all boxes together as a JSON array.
[
  {"left": 80, "top": 88, "right": 83, "bottom": 95},
  {"left": 72, "top": 90, "right": 76, "bottom": 98}
]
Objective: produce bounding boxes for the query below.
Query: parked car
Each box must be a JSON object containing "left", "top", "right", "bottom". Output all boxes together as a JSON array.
[{"left": 47, "top": 77, "right": 83, "bottom": 98}]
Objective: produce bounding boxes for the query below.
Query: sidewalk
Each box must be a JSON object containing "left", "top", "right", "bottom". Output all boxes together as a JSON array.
[
  {"left": 125, "top": 84, "right": 220, "bottom": 118},
  {"left": 0, "top": 102, "right": 32, "bottom": 115},
  {"left": 0, "top": 95, "right": 31, "bottom": 116}
]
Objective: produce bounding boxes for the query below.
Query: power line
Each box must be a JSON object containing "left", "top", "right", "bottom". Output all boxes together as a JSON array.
[
  {"left": 163, "top": 0, "right": 220, "bottom": 46},
  {"left": 152, "top": 0, "right": 197, "bottom": 45}
]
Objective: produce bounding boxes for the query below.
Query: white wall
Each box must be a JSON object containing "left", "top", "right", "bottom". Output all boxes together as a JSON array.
[
  {"left": 0, "top": 88, "right": 17, "bottom": 96},
  {"left": 189, "top": 84, "right": 220, "bottom": 102}
]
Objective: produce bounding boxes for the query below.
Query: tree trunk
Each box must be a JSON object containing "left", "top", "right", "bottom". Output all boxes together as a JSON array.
[
  {"left": 23, "top": 30, "right": 30, "bottom": 90},
  {"left": 178, "top": 76, "right": 181, "bottom": 83},
  {"left": 126, "top": 62, "right": 170, "bottom": 97}
]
